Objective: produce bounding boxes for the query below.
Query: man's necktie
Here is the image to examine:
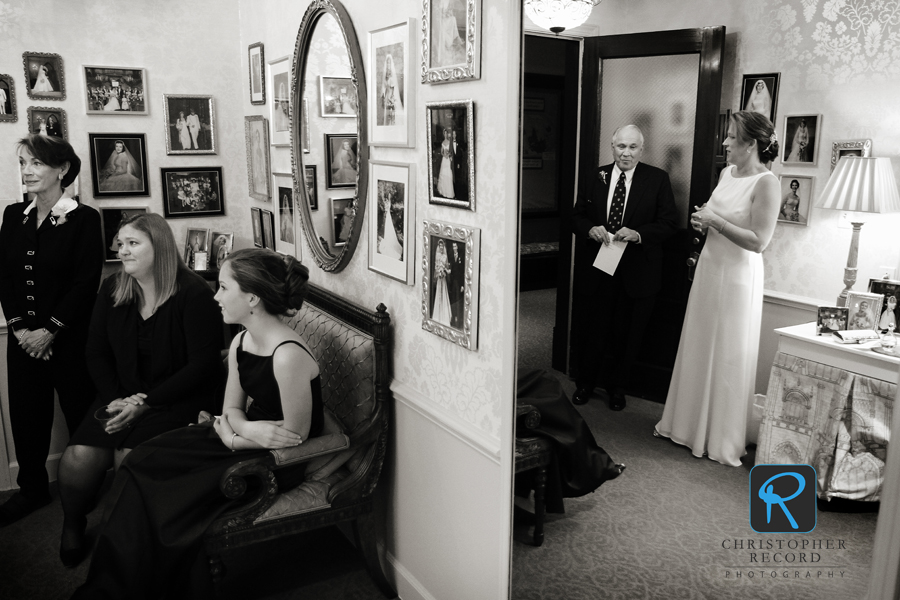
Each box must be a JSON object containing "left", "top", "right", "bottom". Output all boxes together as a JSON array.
[{"left": 608, "top": 172, "right": 626, "bottom": 233}]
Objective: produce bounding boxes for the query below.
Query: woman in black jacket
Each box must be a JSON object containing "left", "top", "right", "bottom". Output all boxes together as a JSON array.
[
  {"left": 0, "top": 135, "right": 103, "bottom": 528},
  {"left": 57, "top": 212, "right": 224, "bottom": 567}
]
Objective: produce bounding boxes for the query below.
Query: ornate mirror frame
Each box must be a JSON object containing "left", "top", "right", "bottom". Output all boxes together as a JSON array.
[{"left": 291, "top": 0, "right": 368, "bottom": 272}]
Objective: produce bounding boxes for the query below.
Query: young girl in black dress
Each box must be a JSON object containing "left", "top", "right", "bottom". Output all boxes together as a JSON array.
[{"left": 72, "top": 248, "right": 323, "bottom": 599}]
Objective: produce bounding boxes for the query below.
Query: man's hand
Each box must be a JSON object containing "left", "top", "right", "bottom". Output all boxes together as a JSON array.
[
  {"left": 613, "top": 227, "right": 640, "bottom": 244},
  {"left": 589, "top": 225, "right": 611, "bottom": 245}
]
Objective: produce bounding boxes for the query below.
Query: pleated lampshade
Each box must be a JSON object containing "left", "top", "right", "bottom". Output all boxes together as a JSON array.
[{"left": 816, "top": 156, "right": 900, "bottom": 214}]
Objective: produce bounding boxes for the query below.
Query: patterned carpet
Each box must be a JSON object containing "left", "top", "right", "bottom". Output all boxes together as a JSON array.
[{"left": 513, "top": 288, "right": 879, "bottom": 600}]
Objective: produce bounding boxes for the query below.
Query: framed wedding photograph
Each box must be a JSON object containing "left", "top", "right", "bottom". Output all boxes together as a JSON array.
[
  {"left": 816, "top": 306, "right": 848, "bottom": 336},
  {"left": 267, "top": 55, "right": 291, "bottom": 146},
  {"left": 82, "top": 66, "right": 147, "bottom": 114},
  {"left": 248, "top": 42, "right": 266, "bottom": 105},
  {"left": 0, "top": 74, "right": 18, "bottom": 122},
  {"left": 99, "top": 207, "right": 148, "bottom": 262},
  {"left": 369, "top": 19, "right": 416, "bottom": 147},
  {"left": 260, "top": 209, "right": 276, "bottom": 250},
  {"left": 304, "top": 165, "right": 319, "bottom": 210},
  {"left": 250, "top": 207, "right": 264, "bottom": 247},
  {"left": 831, "top": 139, "right": 872, "bottom": 173},
  {"left": 422, "top": 219, "right": 480, "bottom": 350},
  {"left": 22, "top": 52, "right": 65, "bottom": 100},
  {"left": 88, "top": 133, "right": 149, "bottom": 198},
  {"left": 27, "top": 107, "right": 67, "bottom": 140},
  {"left": 739, "top": 73, "right": 779, "bottom": 124},
  {"left": 319, "top": 76, "right": 357, "bottom": 117},
  {"left": 845, "top": 291, "right": 883, "bottom": 331},
  {"left": 422, "top": 0, "right": 481, "bottom": 84},
  {"left": 368, "top": 160, "right": 416, "bottom": 284},
  {"left": 782, "top": 114, "right": 821, "bottom": 166},
  {"left": 325, "top": 133, "right": 358, "bottom": 189},
  {"left": 209, "top": 231, "right": 234, "bottom": 271},
  {"left": 868, "top": 278, "right": 900, "bottom": 331},
  {"left": 245, "top": 115, "right": 271, "bottom": 201},
  {"left": 160, "top": 167, "right": 225, "bottom": 218},
  {"left": 777, "top": 175, "right": 813, "bottom": 226},
  {"left": 273, "top": 173, "right": 296, "bottom": 256},
  {"left": 183, "top": 227, "right": 210, "bottom": 264},
  {"left": 163, "top": 94, "right": 216, "bottom": 154},
  {"left": 426, "top": 99, "right": 474, "bottom": 209},
  {"left": 331, "top": 198, "right": 354, "bottom": 247}
]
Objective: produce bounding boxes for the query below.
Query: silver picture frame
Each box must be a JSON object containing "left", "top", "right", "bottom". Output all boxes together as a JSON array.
[
  {"left": 830, "top": 139, "right": 872, "bottom": 173},
  {"left": 421, "top": 0, "right": 481, "bottom": 84},
  {"left": 425, "top": 99, "right": 475, "bottom": 210},
  {"left": 421, "top": 219, "right": 480, "bottom": 351},
  {"left": 163, "top": 94, "right": 217, "bottom": 155},
  {"left": 245, "top": 115, "right": 271, "bottom": 201}
]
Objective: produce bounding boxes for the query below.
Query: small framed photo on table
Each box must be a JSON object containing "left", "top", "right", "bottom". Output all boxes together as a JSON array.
[
  {"left": 22, "top": 51, "right": 65, "bottom": 100},
  {"left": 817, "top": 306, "right": 848, "bottom": 336},
  {"left": 248, "top": 42, "right": 265, "bottom": 105},
  {"left": 845, "top": 291, "right": 883, "bottom": 331},
  {"left": 368, "top": 19, "right": 416, "bottom": 147},
  {"left": 184, "top": 227, "right": 210, "bottom": 265},
  {"left": 368, "top": 160, "right": 415, "bottom": 284},
  {"left": 777, "top": 175, "right": 813, "bottom": 226},
  {"left": 831, "top": 139, "right": 872, "bottom": 173},
  {"left": 251, "top": 207, "right": 264, "bottom": 247},
  {"left": 868, "top": 278, "right": 900, "bottom": 331},
  {"left": 99, "top": 207, "right": 148, "bottom": 262},
  {"left": 27, "top": 107, "right": 67, "bottom": 140},
  {"left": 0, "top": 74, "right": 18, "bottom": 122},
  {"left": 88, "top": 133, "right": 149, "bottom": 198},
  {"left": 209, "top": 231, "right": 234, "bottom": 271},
  {"left": 739, "top": 73, "right": 779, "bottom": 124},
  {"left": 260, "top": 209, "right": 276, "bottom": 250},
  {"left": 82, "top": 66, "right": 147, "bottom": 114},
  {"left": 426, "top": 99, "right": 474, "bottom": 210},
  {"left": 325, "top": 134, "right": 358, "bottom": 189},
  {"left": 782, "top": 114, "right": 821, "bottom": 166},
  {"left": 421, "top": 219, "right": 480, "bottom": 351},
  {"left": 163, "top": 95, "right": 216, "bottom": 155},
  {"left": 160, "top": 167, "right": 225, "bottom": 218}
]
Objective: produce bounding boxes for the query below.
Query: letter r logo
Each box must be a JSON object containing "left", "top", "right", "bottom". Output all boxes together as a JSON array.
[{"left": 750, "top": 464, "right": 817, "bottom": 533}]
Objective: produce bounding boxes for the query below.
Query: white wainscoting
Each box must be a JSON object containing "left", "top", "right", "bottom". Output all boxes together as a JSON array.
[{"left": 385, "top": 381, "right": 506, "bottom": 600}]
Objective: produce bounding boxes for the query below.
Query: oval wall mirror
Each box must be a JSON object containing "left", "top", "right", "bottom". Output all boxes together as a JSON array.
[{"left": 291, "top": 0, "right": 368, "bottom": 272}]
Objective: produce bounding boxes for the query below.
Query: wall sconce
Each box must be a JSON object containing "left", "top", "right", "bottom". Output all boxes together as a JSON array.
[
  {"left": 816, "top": 156, "right": 900, "bottom": 306},
  {"left": 523, "top": 0, "right": 602, "bottom": 34}
]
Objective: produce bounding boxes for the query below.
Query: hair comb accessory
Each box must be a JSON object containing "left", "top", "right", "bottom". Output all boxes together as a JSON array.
[{"left": 763, "top": 132, "right": 777, "bottom": 153}]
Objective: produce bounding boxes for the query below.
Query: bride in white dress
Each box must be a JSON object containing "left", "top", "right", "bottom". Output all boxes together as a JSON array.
[
  {"left": 744, "top": 80, "right": 771, "bottom": 117},
  {"left": 431, "top": 239, "right": 453, "bottom": 326},
  {"left": 33, "top": 63, "right": 56, "bottom": 93},
  {"left": 378, "top": 191, "right": 403, "bottom": 259},
  {"left": 655, "top": 111, "right": 781, "bottom": 467},
  {"left": 437, "top": 128, "right": 455, "bottom": 198}
]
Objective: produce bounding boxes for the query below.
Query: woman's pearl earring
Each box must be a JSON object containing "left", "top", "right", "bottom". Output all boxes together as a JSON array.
[{"left": 58, "top": 173, "right": 64, "bottom": 179}]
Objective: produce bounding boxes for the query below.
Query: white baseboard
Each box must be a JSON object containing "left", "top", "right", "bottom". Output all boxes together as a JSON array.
[{"left": 386, "top": 550, "right": 437, "bottom": 600}]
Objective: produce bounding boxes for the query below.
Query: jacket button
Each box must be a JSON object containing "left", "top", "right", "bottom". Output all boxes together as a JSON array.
[
  {"left": 26, "top": 280, "right": 34, "bottom": 285},
  {"left": 26, "top": 251, "right": 35, "bottom": 256},
  {"left": 25, "top": 265, "right": 33, "bottom": 270},
  {"left": 27, "top": 311, "right": 35, "bottom": 316},
  {"left": 27, "top": 296, "right": 34, "bottom": 301}
]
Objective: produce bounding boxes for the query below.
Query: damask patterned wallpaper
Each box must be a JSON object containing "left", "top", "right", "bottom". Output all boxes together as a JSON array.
[
  {"left": 0, "top": 0, "right": 250, "bottom": 288},
  {"left": 559, "top": 0, "right": 900, "bottom": 303},
  {"left": 243, "top": 0, "right": 521, "bottom": 440}
]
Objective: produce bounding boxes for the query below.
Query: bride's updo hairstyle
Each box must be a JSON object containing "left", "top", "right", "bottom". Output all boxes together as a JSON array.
[
  {"left": 223, "top": 248, "right": 310, "bottom": 316},
  {"left": 731, "top": 110, "right": 779, "bottom": 164}
]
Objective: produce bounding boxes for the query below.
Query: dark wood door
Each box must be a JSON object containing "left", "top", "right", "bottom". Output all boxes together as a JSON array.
[{"left": 556, "top": 27, "right": 725, "bottom": 401}]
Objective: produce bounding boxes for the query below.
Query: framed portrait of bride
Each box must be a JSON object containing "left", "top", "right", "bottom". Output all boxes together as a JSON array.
[
  {"left": 22, "top": 51, "right": 65, "bottom": 100},
  {"left": 421, "top": 219, "right": 480, "bottom": 351},
  {"left": 368, "top": 160, "right": 416, "bottom": 284},
  {"left": 368, "top": 19, "right": 416, "bottom": 147},
  {"left": 422, "top": 0, "right": 481, "bottom": 84},
  {"left": 87, "top": 133, "right": 149, "bottom": 198},
  {"left": 739, "top": 73, "right": 779, "bottom": 124},
  {"left": 426, "top": 100, "right": 474, "bottom": 210}
]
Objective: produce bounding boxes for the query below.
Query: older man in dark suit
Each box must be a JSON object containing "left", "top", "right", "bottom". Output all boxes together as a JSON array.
[{"left": 571, "top": 124, "right": 678, "bottom": 410}]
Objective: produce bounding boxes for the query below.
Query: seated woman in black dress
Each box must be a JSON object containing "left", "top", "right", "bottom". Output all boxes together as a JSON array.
[
  {"left": 58, "top": 212, "right": 225, "bottom": 567},
  {"left": 72, "top": 248, "right": 323, "bottom": 599}
]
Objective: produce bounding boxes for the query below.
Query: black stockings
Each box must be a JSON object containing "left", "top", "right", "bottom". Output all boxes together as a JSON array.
[{"left": 58, "top": 445, "right": 114, "bottom": 546}]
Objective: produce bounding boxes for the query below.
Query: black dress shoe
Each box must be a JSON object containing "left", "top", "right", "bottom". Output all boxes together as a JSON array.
[
  {"left": 572, "top": 387, "right": 591, "bottom": 405},
  {"left": 609, "top": 390, "right": 626, "bottom": 411},
  {"left": 0, "top": 492, "right": 51, "bottom": 528},
  {"left": 60, "top": 517, "right": 88, "bottom": 568},
  {"left": 60, "top": 540, "right": 88, "bottom": 568}
]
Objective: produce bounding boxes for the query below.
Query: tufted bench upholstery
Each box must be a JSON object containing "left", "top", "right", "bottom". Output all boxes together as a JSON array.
[{"left": 203, "top": 284, "right": 395, "bottom": 598}]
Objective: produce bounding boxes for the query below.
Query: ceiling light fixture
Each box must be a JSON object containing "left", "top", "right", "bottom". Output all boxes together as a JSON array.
[{"left": 524, "top": 0, "right": 602, "bottom": 34}]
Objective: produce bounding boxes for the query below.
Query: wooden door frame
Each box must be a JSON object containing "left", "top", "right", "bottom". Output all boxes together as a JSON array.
[{"left": 555, "top": 26, "right": 726, "bottom": 376}]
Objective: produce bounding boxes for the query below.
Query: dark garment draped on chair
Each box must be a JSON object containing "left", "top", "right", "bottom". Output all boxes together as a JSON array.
[{"left": 515, "top": 369, "right": 620, "bottom": 513}]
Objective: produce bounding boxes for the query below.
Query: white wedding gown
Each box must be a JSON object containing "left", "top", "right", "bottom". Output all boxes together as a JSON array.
[{"left": 379, "top": 203, "right": 402, "bottom": 259}]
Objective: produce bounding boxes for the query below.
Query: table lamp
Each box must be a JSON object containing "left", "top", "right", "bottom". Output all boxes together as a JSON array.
[{"left": 816, "top": 156, "right": 900, "bottom": 306}]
